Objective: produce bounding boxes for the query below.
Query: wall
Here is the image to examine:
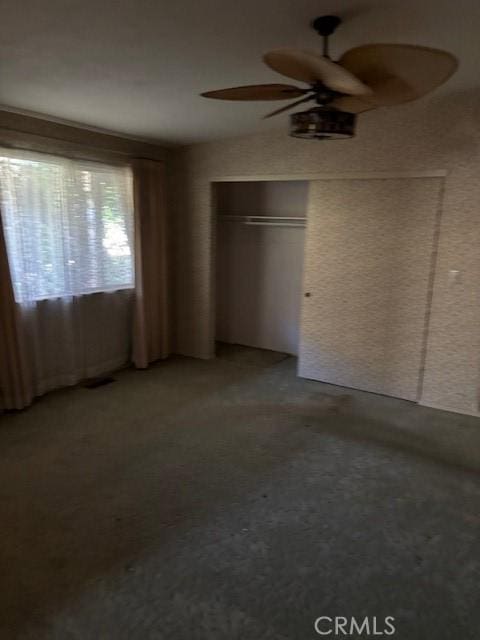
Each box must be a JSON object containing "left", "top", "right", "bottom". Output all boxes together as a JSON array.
[
  {"left": 216, "top": 224, "right": 305, "bottom": 354},
  {"left": 170, "top": 89, "right": 480, "bottom": 416}
]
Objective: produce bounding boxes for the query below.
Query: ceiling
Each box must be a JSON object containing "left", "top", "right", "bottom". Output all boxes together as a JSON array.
[{"left": 1, "top": 0, "right": 479, "bottom": 146}]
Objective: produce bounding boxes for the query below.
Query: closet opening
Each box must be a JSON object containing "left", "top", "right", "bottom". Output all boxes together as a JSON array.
[{"left": 214, "top": 180, "right": 308, "bottom": 361}]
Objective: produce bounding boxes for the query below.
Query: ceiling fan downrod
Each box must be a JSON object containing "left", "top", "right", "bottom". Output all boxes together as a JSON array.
[{"left": 312, "top": 15, "right": 342, "bottom": 58}]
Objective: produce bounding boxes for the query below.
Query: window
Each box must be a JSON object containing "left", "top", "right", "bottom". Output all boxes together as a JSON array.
[{"left": 0, "top": 150, "right": 134, "bottom": 303}]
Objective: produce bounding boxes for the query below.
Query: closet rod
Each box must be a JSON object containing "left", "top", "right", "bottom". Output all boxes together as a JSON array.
[
  {"left": 219, "top": 214, "right": 306, "bottom": 227},
  {"left": 243, "top": 221, "right": 305, "bottom": 227},
  {"left": 220, "top": 214, "right": 305, "bottom": 220}
]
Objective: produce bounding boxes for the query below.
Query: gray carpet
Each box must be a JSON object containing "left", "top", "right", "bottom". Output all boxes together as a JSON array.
[
  {"left": 1, "top": 351, "right": 479, "bottom": 639},
  {"left": 215, "top": 342, "right": 291, "bottom": 367}
]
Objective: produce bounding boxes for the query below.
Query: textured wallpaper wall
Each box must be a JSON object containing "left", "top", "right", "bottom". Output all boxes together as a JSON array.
[
  {"left": 299, "top": 177, "right": 442, "bottom": 402},
  {"left": 169, "top": 90, "right": 480, "bottom": 416}
]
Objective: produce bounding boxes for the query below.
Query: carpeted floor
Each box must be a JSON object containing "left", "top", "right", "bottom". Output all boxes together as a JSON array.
[{"left": 1, "top": 348, "right": 479, "bottom": 639}]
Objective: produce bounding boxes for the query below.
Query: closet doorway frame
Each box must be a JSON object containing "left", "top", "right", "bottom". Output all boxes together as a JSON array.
[{"left": 209, "top": 170, "right": 447, "bottom": 392}]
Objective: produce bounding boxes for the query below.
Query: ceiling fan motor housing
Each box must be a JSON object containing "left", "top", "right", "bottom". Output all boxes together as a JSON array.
[{"left": 290, "top": 107, "right": 356, "bottom": 139}]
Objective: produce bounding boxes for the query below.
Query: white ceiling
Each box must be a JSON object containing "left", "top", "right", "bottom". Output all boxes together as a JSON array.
[{"left": 1, "top": 0, "right": 479, "bottom": 146}]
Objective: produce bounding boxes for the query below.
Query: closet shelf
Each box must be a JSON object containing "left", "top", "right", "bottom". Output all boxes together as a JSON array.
[{"left": 219, "top": 214, "right": 306, "bottom": 228}]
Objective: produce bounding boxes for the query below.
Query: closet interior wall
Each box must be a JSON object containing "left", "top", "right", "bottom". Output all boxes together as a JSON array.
[{"left": 215, "top": 180, "right": 307, "bottom": 355}]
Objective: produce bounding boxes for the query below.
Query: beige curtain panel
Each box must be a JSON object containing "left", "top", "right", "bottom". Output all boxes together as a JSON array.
[
  {"left": 0, "top": 157, "right": 170, "bottom": 411},
  {"left": 132, "top": 158, "right": 171, "bottom": 368},
  {"left": 0, "top": 214, "right": 33, "bottom": 410}
]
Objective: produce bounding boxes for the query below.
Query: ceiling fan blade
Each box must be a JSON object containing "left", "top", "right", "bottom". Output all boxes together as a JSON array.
[
  {"left": 329, "top": 95, "right": 376, "bottom": 114},
  {"left": 338, "top": 44, "right": 458, "bottom": 107},
  {"left": 200, "top": 84, "right": 307, "bottom": 101},
  {"left": 263, "top": 49, "right": 371, "bottom": 96},
  {"left": 263, "top": 95, "right": 315, "bottom": 119}
]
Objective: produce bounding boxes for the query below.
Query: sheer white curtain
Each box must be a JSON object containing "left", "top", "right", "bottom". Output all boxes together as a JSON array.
[{"left": 0, "top": 149, "right": 135, "bottom": 400}]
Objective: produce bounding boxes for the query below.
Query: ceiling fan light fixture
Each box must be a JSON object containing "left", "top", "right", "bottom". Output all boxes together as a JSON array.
[
  {"left": 201, "top": 13, "right": 457, "bottom": 140},
  {"left": 289, "top": 106, "right": 356, "bottom": 140}
]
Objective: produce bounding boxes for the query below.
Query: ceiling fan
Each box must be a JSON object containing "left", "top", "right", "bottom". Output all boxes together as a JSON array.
[{"left": 200, "top": 15, "right": 458, "bottom": 139}]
